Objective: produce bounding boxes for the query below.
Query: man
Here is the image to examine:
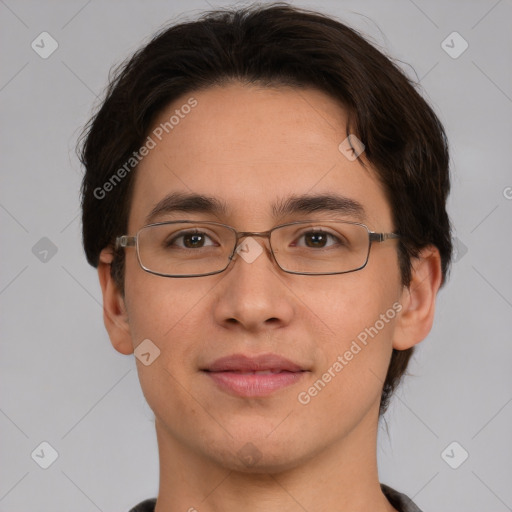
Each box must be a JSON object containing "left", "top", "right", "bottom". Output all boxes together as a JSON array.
[{"left": 80, "top": 4, "right": 451, "bottom": 511}]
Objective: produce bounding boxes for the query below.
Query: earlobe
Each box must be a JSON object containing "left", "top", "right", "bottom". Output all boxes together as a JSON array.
[
  {"left": 98, "top": 249, "right": 134, "bottom": 355},
  {"left": 393, "top": 246, "right": 443, "bottom": 351}
]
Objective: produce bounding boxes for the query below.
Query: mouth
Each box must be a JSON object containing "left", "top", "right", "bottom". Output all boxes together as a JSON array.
[{"left": 202, "top": 353, "right": 308, "bottom": 397}]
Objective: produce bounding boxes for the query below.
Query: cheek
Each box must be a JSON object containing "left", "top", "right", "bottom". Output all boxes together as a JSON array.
[
  {"left": 299, "top": 308, "right": 399, "bottom": 427},
  {"left": 123, "top": 273, "right": 214, "bottom": 433},
  {"left": 124, "top": 257, "right": 211, "bottom": 342},
  {"left": 294, "top": 254, "right": 401, "bottom": 341},
  {"left": 295, "top": 263, "right": 402, "bottom": 408},
  {"left": 123, "top": 267, "right": 222, "bottom": 379}
]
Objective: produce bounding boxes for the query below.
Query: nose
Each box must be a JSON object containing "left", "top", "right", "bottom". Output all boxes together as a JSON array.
[{"left": 212, "top": 236, "right": 295, "bottom": 333}]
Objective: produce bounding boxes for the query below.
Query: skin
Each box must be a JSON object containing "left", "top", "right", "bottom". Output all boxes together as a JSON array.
[{"left": 98, "top": 83, "right": 442, "bottom": 512}]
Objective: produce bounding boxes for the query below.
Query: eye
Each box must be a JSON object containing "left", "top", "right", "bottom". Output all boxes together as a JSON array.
[
  {"left": 166, "top": 230, "right": 218, "bottom": 249},
  {"left": 293, "top": 230, "right": 343, "bottom": 249}
]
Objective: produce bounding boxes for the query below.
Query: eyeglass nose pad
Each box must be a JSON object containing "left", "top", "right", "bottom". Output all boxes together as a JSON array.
[{"left": 228, "top": 243, "right": 244, "bottom": 262}]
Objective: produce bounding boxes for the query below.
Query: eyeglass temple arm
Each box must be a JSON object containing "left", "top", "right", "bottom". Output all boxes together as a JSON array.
[
  {"left": 369, "top": 232, "right": 400, "bottom": 243},
  {"left": 115, "top": 236, "right": 137, "bottom": 249}
]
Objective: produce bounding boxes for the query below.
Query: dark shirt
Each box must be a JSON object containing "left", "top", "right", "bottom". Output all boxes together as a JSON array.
[{"left": 129, "top": 484, "right": 422, "bottom": 511}]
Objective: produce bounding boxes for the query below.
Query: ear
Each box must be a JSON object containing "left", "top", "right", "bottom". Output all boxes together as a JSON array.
[
  {"left": 393, "top": 246, "right": 443, "bottom": 350},
  {"left": 97, "top": 248, "right": 134, "bottom": 355}
]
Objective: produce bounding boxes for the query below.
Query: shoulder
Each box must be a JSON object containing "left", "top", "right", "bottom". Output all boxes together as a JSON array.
[{"left": 129, "top": 487, "right": 423, "bottom": 512}]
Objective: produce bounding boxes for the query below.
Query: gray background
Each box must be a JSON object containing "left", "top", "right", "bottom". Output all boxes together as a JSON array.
[{"left": 1, "top": 0, "right": 511, "bottom": 510}]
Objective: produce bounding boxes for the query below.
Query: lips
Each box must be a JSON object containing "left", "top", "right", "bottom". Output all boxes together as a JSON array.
[
  {"left": 203, "top": 353, "right": 307, "bottom": 397},
  {"left": 206, "top": 354, "right": 304, "bottom": 373}
]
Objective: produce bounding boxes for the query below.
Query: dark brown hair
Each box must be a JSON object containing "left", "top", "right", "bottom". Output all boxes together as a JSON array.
[{"left": 79, "top": 3, "right": 452, "bottom": 416}]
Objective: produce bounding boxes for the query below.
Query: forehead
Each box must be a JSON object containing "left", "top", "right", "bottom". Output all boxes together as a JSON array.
[{"left": 129, "top": 83, "right": 392, "bottom": 230}]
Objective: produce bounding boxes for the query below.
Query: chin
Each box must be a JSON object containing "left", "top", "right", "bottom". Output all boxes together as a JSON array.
[
  {"left": 215, "top": 446, "right": 308, "bottom": 475},
  {"left": 201, "top": 429, "right": 316, "bottom": 475}
]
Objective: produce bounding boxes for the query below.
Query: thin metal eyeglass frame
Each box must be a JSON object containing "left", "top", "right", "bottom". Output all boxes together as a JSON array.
[{"left": 115, "top": 220, "right": 400, "bottom": 278}]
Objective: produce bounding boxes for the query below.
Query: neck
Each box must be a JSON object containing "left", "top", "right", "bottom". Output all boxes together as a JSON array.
[{"left": 153, "top": 405, "right": 396, "bottom": 512}]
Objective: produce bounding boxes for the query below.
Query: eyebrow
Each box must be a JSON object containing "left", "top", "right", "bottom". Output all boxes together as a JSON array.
[
  {"left": 145, "top": 191, "right": 366, "bottom": 224},
  {"left": 272, "top": 193, "right": 366, "bottom": 220},
  {"left": 145, "top": 192, "right": 228, "bottom": 224}
]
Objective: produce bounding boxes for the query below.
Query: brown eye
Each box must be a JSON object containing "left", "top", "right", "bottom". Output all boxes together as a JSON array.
[
  {"left": 304, "top": 232, "right": 329, "bottom": 248},
  {"left": 182, "top": 233, "right": 206, "bottom": 248},
  {"left": 294, "top": 230, "right": 342, "bottom": 249},
  {"left": 165, "top": 230, "right": 217, "bottom": 249}
]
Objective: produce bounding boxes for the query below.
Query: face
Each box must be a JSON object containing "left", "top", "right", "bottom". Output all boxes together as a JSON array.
[{"left": 117, "top": 83, "right": 407, "bottom": 471}]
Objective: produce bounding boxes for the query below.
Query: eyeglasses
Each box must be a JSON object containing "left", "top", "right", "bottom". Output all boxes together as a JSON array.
[{"left": 115, "top": 220, "right": 400, "bottom": 278}]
